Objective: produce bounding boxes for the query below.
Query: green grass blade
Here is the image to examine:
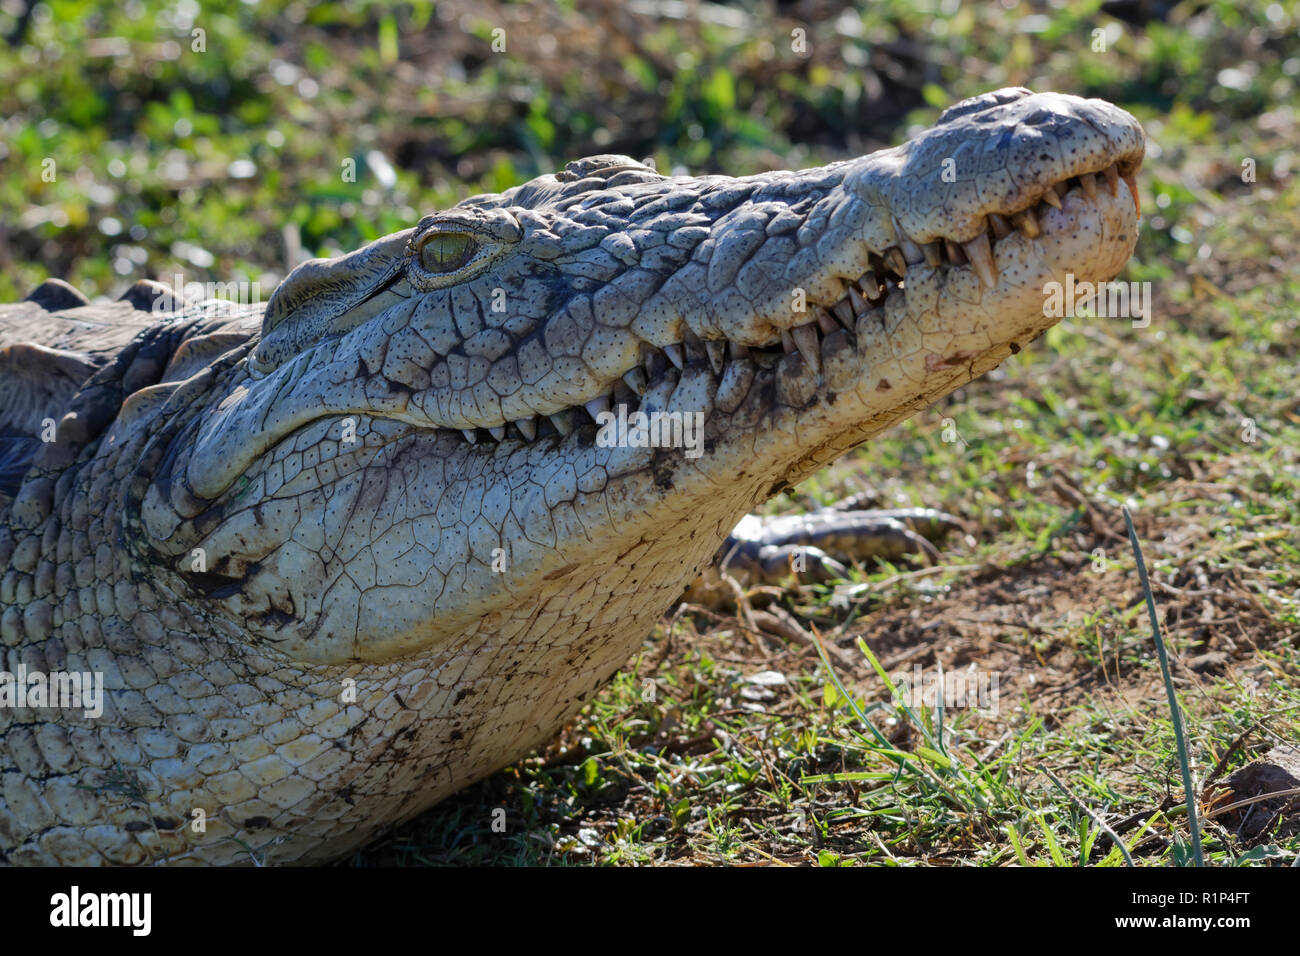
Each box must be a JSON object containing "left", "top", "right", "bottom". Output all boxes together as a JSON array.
[
  {"left": 1122, "top": 505, "right": 1204, "bottom": 867},
  {"left": 1006, "top": 823, "right": 1034, "bottom": 867},
  {"left": 1040, "top": 766, "right": 1135, "bottom": 867}
]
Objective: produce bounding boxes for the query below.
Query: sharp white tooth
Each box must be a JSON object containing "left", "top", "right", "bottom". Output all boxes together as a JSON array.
[
  {"left": 622, "top": 367, "right": 648, "bottom": 395},
  {"left": 989, "top": 213, "right": 1013, "bottom": 240},
  {"left": 663, "top": 343, "right": 684, "bottom": 370},
  {"left": 814, "top": 306, "right": 839, "bottom": 335},
  {"left": 884, "top": 248, "right": 908, "bottom": 276},
  {"left": 833, "top": 299, "right": 855, "bottom": 325},
  {"left": 944, "top": 239, "right": 967, "bottom": 265},
  {"left": 584, "top": 395, "right": 610, "bottom": 421},
  {"left": 550, "top": 411, "right": 573, "bottom": 436},
  {"left": 462, "top": 429, "right": 478, "bottom": 444},
  {"left": 847, "top": 285, "right": 868, "bottom": 316},
  {"left": 892, "top": 217, "right": 925, "bottom": 265},
  {"left": 922, "top": 242, "right": 942, "bottom": 268},
  {"left": 705, "top": 340, "right": 726, "bottom": 375},
  {"left": 1103, "top": 163, "right": 1120, "bottom": 196},
  {"left": 515, "top": 417, "right": 537, "bottom": 440},
  {"left": 963, "top": 232, "right": 998, "bottom": 288},
  {"left": 1122, "top": 172, "right": 1140, "bottom": 216},
  {"left": 1011, "top": 208, "right": 1040, "bottom": 238},
  {"left": 488, "top": 425, "right": 506, "bottom": 441},
  {"left": 612, "top": 382, "right": 635, "bottom": 407},
  {"left": 728, "top": 341, "right": 750, "bottom": 359},
  {"left": 790, "top": 323, "right": 820, "bottom": 375},
  {"left": 1079, "top": 172, "right": 1098, "bottom": 200},
  {"left": 781, "top": 329, "right": 796, "bottom": 354},
  {"left": 1041, "top": 186, "right": 1062, "bottom": 209}
]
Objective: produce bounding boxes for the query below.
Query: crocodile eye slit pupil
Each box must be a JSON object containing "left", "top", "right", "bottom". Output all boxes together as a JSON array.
[{"left": 419, "top": 233, "right": 478, "bottom": 273}]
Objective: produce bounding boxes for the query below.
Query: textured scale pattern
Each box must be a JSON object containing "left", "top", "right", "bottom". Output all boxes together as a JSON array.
[{"left": 0, "top": 89, "right": 1144, "bottom": 864}]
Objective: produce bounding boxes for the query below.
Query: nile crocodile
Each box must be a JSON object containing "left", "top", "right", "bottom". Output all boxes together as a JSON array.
[{"left": 0, "top": 88, "right": 1144, "bottom": 865}]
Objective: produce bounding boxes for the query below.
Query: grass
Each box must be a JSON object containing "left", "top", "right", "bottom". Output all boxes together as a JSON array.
[
  {"left": 1123, "top": 504, "right": 1203, "bottom": 866},
  {"left": 2, "top": 0, "right": 1299, "bottom": 865}
]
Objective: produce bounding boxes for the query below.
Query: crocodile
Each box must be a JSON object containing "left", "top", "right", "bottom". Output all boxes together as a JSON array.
[{"left": 0, "top": 88, "right": 1144, "bottom": 865}]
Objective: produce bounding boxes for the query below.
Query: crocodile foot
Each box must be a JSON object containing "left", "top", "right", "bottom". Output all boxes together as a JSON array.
[{"left": 684, "top": 505, "right": 967, "bottom": 606}]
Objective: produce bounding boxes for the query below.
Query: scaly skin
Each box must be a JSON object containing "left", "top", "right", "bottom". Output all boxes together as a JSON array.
[{"left": 0, "top": 89, "right": 1144, "bottom": 864}]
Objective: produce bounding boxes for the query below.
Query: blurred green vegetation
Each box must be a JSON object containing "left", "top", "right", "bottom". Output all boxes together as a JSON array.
[
  {"left": 4, "top": 0, "right": 1300, "bottom": 867},
  {"left": 1, "top": 0, "right": 1297, "bottom": 301}
]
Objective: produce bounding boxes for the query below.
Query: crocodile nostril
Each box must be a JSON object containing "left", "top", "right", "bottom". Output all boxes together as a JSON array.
[{"left": 1022, "top": 108, "right": 1055, "bottom": 126}]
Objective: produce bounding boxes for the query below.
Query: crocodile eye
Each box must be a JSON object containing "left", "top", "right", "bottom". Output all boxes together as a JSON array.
[{"left": 419, "top": 233, "right": 479, "bottom": 273}]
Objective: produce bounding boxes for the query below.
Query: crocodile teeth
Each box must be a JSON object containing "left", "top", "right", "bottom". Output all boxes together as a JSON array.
[
  {"left": 612, "top": 381, "right": 635, "bottom": 407},
  {"left": 814, "top": 305, "right": 839, "bottom": 335},
  {"left": 893, "top": 217, "right": 925, "bottom": 265},
  {"left": 1122, "top": 172, "right": 1140, "bottom": 216},
  {"left": 1103, "top": 163, "right": 1120, "bottom": 196},
  {"left": 1011, "top": 208, "right": 1040, "bottom": 238},
  {"left": 514, "top": 417, "right": 537, "bottom": 440},
  {"left": 729, "top": 341, "right": 750, "bottom": 359},
  {"left": 462, "top": 429, "right": 478, "bottom": 444},
  {"left": 549, "top": 411, "right": 574, "bottom": 436},
  {"left": 884, "top": 248, "right": 908, "bottom": 277},
  {"left": 988, "top": 213, "right": 1013, "bottom": 240},
  {"left": 705, "top": 340, "right": 726, "bottom": 375},
  {"left": 963, "top": 232, "right": 998, "bottom": 288},
  {"left": 944, "top": 239, "right": 967, "bottom": 265},
  {"left": 899, "top": 237, "right": 925, "bottom": 266},
  {"left": 681, "top": 330, "right": 707, "bottom": 364},
  {"left": 789, "top": 323, "right": 820, "bottom": 375},
  {"left": 859, "top": 269, "right": 880, "bottom": 297},
  {"left": 584, "top": 395, "right": 610, "bottom": 421},
  {"left": 1041, "top": 185, "right": 1062, "bottom": 210},
  {"left": 833, "top": 299, "right": 855, "bottom": 325},
  {"left": 922, "top": 242, "right": 942, "bottom": 268},
  {"left": 847, "top": 285, "right": 868, "bottom": 317},
  {"left": 622, "top": 367, "right": 648, "bottom": 395},
  {"left": 781, "top": 329, "right": 796, "bottom": 354},
  {"left": 488, "top": 425, "right": 506, "bottom": 441},
  {"left": 663, "top": 343, "right": 684, "bottom": 370},
  {"left": 1079, "top": 172, "right": 1098, "bottom": 200}
]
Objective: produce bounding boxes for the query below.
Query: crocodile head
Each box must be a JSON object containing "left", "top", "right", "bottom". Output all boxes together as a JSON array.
[
  {"left": 136, "top": 88, "right": 1143, "bottom": 671},
  {"left": 0, "top": 87, "right": 1149, "bottom": 865}
]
